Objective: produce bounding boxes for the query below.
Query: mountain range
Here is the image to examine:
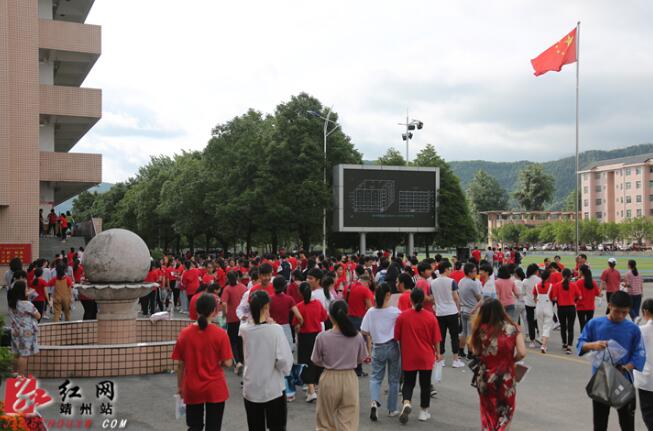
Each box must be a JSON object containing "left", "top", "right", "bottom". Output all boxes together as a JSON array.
[{"left": 448, "top": 143, "right": 653, "bottom": 209}]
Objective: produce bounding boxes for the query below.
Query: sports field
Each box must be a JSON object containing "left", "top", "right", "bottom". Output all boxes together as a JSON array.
[{"left": 519, "top": 253, "right": 653, "bottom": 273}]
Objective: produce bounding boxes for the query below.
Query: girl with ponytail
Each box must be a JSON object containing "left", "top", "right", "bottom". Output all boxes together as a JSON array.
[
  {"left": 393, "top": 287, "right": 442, "bottom": 424},
  {"left": 311, "top": 300, "right": 368, "bottom": 429},
  {"left": 575, "top": 264, "right": 600, "bottom": 331},
  {"left": 360, "top": 282, "right": 402, "bottom": 419},
  {"left": 172, "top": 293, "right": 233, "bottom": 430},
  {"left": 239, "top": 290, "right": 293, "bottom": 429},
  {"left": 293, "top": 281, "right": 327, "bottom": 403},
  {"left": 551, "top": 268, "right": 581, "bottom": 354}
]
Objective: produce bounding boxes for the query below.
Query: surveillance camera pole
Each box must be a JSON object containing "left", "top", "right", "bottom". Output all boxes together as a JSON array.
[{"left": 398, "top": 111, "right": 423, "bottom": 163}]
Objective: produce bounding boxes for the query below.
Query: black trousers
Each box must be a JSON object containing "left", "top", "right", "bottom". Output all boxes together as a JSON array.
[
  {"left": 244, "top": 394, "right": 287, "bottom": 431},
  {"left": 593, "top": 398, "right": 635, "bottom": 431},
  {"left": 140, "top": 291, "right": 156, "bottom": 315},
  {"left": 606, "top": 292, "right": 614, "bottom": 314},
  {"left": 170, "top": 280, "right": 180, "bottom": 306},
  {"left": 298, "top": 332, "right": 322, "bottom": 384},
  {"left": 186, "top": 401, "right": 225, "bottom": 431},
  {"left": 226, "top": 321, "right": 244, "bottom": 364},
  {"left": 640, "top": 388, "right": 653, "bottom": 430},
  {"left": 81, "top": 300, "right": 98, "bottom": 320},
  {"left": 437, "top": 314, "right": 460, "bottom": 355},
  {"left": 350, "top": 316, "right": 364, "bottom": 375},
  {"left": 402, "top": 369, "right": 432, "bottom": 409},
  {"left": 557, "top": 305, "right": 576, "bottom": 347},
  {"left": 525, "top": 305, "right": 537, "bottom": 341},
  {"left": 577, "top": 310, "right": 594, "bottom": 332},
  {"left": 32, "top": 300, "right": 45, "bottom": 322}
]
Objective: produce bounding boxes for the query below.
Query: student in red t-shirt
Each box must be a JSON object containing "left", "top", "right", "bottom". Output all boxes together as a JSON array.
[
  {"left": 47, "top": 264, "right": 74, "bottom": 322},
  {"left": 287, "top": 270, "right": 305, "bottom": 304},
  {"left": 249, "top": 263, "right": 274, "bottom": 296},
  {"left": 397, "top": 273, "right": 415, "bottom": 312},
  {"left": 189, "top": 285, "right": 220, "bottom": 321},
  {"left": 182, "top": 260, "right": 201, "bottom": 305},
  {"left": 30, "top": 267, "right": 49, "bottom": 321},
  {"left": 471, "top": 247, "right": 481, "bottom": 264},
  {"left": 172, "top": 294, "right": 232, "bottom": 430},
  {"left": 293, "top": 282, "right": 327, "bottom": 403},
  {"left": 270, "top": 276, "right": 303, "bottom": 358},
  {"left": 394, "top": 288, "right": 442, "bottom": 424},
  {"left": 141, "top": 262, "right": 162, "bottom": 316},
  {"left": 415, "top": 261, "right": 434, "bottom": 314},
  {"left": 450, "top": 261, "right": 465, "bottom": 285},
  {"left": 576, "top": 264, "right": 600, "bottom": 332},
  {"left": 551, "top": 268, "right": 581, "bottom": 355},
  {"left": 221, "top": 270, "right": 247, "bottom": 375}
]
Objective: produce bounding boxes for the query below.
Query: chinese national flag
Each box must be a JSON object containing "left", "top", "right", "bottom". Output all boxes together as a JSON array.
[{"left": 531, "top": 27, "right": 577, "bottom": 76}]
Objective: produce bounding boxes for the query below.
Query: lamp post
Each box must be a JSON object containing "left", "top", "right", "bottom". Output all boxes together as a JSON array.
[
  {"left": 308, "top": 107, "right": 340, "bottom": 256},
  {"left": 398, "top": 111, "right": 424, "bottom": 162}
]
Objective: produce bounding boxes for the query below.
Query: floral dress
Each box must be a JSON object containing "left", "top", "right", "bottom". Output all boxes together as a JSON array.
[
  {"left": 9, "top": 300, "right": 39, "bottom": 356},
  {"left": 474, "top": 323, "right": 518, "bottom": 431}
]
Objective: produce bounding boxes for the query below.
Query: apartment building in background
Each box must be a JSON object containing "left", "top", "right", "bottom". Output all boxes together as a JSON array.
[
  {"left": 0, "top": 0, "right": 102, "bottom": 264},
  {"left": 579, "top": 153, "right": 653, "bottom": 223}
]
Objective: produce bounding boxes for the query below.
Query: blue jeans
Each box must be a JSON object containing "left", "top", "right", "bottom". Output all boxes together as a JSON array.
[
  {"left": 630, "top": 294, "right": 643, "bottom": 320},
  {"left": 370, "top": 340, "right": 401, "bottom": 413}
]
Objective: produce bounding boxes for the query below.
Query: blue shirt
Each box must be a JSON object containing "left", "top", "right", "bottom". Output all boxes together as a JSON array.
[{"left": 577, "top": 316, "right": 646, "bottom": 374}]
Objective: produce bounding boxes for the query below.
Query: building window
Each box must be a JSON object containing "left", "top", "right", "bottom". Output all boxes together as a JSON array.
[
  {"left": 595, "top": 198, "right": 602, "bottom": 205},
  {"left": 621, "top": 210, "right": 624, "bottom": 217},
  {"left": 650, "top": 208, "right": 653, "bottom": 216},
  {"left": 637, "top": 209, "right": 642, "bottom": 217},
  {"left": 649, "top": 194, "right": 653, "bottom": 202},
  {"left": 627, "top": 209, "right": 632, "bottom": 218},
  {"left": 621, "top": 197, "right": 624, "bottom": 203},
  {"left": 626, "top": 168, "right": 631, "bottom": 175},
  {"left": 649, "top": 166, "right": 653, "bottom": 173},
  {"left": 583, "top": 199, "right": 589, "bottom": 207},
  {"left": 649, "top": 180, "right": 653, "bottom": 188},
  {"left": 637, "top": 167, "right": 642, "bottom": 175},
  {"left": 595, "top": 172, "right": 601, "bottom": 179},
  {"left": 584, "top": 212, "right": 589, "bottom": 219},
  {"left": 626, "top": 182, "right": 632, "bottom": 190},
  {"left": 583, "top": 186, "right": 588, "bottom": 193},
  {"left": 595, "top": 212, "right": 603, "bottom": 219},
  {"left": 595, "top": 185, "right": 602, "bottom": 192},
  {"left": 626, "top": 196, "right": 632, "bottom": 203},
  {"left": 637, "top": 195, "right": 642, "bottom": 203},
  {"left": 637, "top": 181, "right": 642, "bottom": 189}
]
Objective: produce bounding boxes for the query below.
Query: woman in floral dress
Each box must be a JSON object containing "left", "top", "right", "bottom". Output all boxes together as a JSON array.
[
  {"left": 469, "top": 299, "right": 526, "bottom": 430},
  {"left": 8, "top": 280, "right": 41, "bottom": 376}
]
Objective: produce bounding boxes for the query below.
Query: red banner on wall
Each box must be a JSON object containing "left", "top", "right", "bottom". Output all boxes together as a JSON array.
[{"left": 0, "top": 244, "right": 32, "bottom": 265}]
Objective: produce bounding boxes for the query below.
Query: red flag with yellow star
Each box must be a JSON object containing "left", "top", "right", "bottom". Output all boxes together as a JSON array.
[{"left": 531, "top": 27, "right": 577, "bottom": 76}]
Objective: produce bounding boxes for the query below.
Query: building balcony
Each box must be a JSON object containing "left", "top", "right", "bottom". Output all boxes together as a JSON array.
[
  {"left": 52, "top": 0, "right": 95, "bottom": 24},
  {"left": 39, "top": 19, "right": 100, "bottom": 86},
  {"left": 40, "top": 151, "right": 102, "bottom": 204},
  {"left": 39, "top": 84, "right": 101, "bottom": 152}
]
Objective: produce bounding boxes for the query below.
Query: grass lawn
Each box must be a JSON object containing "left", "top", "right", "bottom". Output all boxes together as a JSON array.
[{"left": 519, "top": 254, "right": 653, "bottom": 272}]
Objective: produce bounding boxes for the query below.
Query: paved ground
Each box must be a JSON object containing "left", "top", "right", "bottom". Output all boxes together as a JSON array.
[{"left": 2, "top": 287, "right": 652, "bottom": 430}]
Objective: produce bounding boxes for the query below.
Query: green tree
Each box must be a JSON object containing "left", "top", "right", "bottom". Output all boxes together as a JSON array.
[
  {"left": 554, "top": 221, "right": 575, "bottom": 245},
  {"left": 563, "top": 189, "right": 580, "bottom": 211},
  {"left": 580, "top": 219, "right": 604, "bottom": 247},
  {"left": 538, "top": 222, "right": 556, "bottom": 244},
  {"left": 71, "top": 190, "right": 98, "bottom": 221},
  {"left": 376, "top": 148, "right": 406, "bottom": 166},
  {"left": 413, "top": 144, "right": 476, "bottom": 248},
  {"left": 513, "top": 164, "right": 555, "bottom": 210},
  {"left": 467, "top": 170, "right": 509, "bottom": 240},
  {"left": 499, "top": 223, "right": 524, "bottom": 245},
  {"left": 621, "top": 217, "right": 653, "bottom": 245},
  {"left": 601, "top": 221, "right": 622, "bottom": 245},
  {"left": 520, "top": 226, "right": 541, "bottom": 244}
]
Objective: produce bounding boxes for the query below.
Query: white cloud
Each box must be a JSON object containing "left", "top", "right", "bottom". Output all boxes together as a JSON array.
[{"left": 76, "top": 0, "right": 653, "bottom": 182}]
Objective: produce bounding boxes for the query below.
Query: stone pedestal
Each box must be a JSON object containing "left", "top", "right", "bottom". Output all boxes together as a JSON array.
[{"left": 96, "top": 299, "right": 139, "bottom": 344}]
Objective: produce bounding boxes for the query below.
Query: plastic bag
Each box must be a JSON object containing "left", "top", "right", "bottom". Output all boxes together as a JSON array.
[
  {"left": 590, "top": 340, "right": 628, "bottom": 370},
  {"left": 432, "top": 360, "right": 443, "bottom": 384},
  {"left": 586, "top": 350, "right": 635, "bottom": 408},
  {"left": 174, "top": 394, "right": 186, "bottom": 420},
  {"left": 150, "top": 311, "right": 171, "bottom": 321}
]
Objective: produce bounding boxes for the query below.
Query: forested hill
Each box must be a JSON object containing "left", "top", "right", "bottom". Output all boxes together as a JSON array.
[{"left": 449, "top": 143, "right": 653, "bottom": 209}]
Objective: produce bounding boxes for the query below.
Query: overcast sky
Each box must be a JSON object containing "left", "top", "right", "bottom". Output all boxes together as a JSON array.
[{"left": 78, "top": 0, "right": 653, "bottom": 183}]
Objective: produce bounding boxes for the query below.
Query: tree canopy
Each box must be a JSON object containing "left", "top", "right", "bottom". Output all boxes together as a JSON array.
[{"left": 513, "top": 164, "right": 555, "bottom": 211}]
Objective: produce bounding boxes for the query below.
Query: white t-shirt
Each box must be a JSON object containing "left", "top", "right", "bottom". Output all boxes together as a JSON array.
[
  {"left": 361, "top": 306, "right": 401, "bottom": 344},
  {"left": 635, "top": 320, "right": 653, "bottom": 391},
  {"left": 522, "top": 275, "right": 541, "bottom": 307},
  {"left": 311, "top": 289, "right": 330, "bottom": 311},
  {"left": 481, "top": 276, "right": 496, "bottom": 299},
  {"left": 431, "top": 276, "right": 459, "bottom": 316}
]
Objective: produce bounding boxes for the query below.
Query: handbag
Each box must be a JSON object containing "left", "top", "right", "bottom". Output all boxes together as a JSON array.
[{"left": 585, "top": 349, "right": 635, "bottom": 409}]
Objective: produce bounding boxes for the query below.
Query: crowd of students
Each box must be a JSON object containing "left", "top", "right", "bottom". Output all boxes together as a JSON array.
[{"left": 4, "top": 247, "right": 653, "bottom": 430}]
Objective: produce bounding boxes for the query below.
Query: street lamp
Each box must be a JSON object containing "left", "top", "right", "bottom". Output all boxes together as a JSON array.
[
  {"left": 398, "top": 112, "right": 424, "bottom": 161},
  {"left": 308, "top": 107, "right": 340, "bottom": 256}
]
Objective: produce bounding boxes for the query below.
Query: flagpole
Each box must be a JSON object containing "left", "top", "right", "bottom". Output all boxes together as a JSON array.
[{"left": 575, "top": 21, "right": 581, "bottom": 255}]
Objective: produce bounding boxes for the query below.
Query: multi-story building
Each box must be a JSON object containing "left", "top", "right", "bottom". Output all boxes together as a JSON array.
[
  {"left": 481, "top": 210, "right": 577, "bottom": 246},
  {"left": 579, "top": 153, "right": 653, "bottom": 222},
  {"left": 0, "top": 0, "right": 102, "bottom": 265}
]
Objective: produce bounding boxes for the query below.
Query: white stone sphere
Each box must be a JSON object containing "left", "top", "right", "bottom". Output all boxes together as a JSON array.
[{"left": 83, "top": 229, "right": 151, "bottom": 283}]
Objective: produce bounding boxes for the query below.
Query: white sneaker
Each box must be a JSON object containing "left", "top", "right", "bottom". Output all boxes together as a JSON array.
[
  {"left": 528, "top": 342, "right": 536, "bottom": 348},
  {"left": 452, "top": 359, "right": 465, "bottom": 368},
  {"left": 418, "top": 409, "right": 431, "bottom": 421},
  {"left": 438, "top": 359, "right": 446, "bottom": 367},
  {"left": 399, "top": 403, "right": 411, "bottom": 424},
  {"left": 306, "top": 392, "right": 317, "bottom": 403},
  {"left": 389, "top": 410, "right": 400, "bottom": 417}
]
